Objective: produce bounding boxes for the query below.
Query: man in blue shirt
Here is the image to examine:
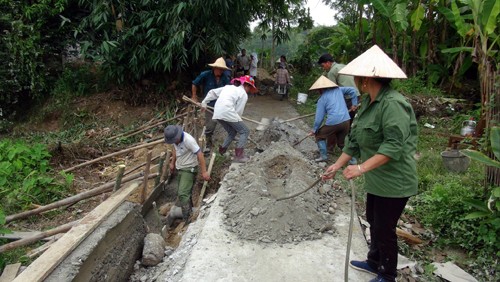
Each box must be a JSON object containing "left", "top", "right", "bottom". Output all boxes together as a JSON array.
[
  {"left": 192, "top": 57, "right": 231, "bottom": 153},
  {"left": 308, "top": 75, "right": 358, "bottom": 162}
]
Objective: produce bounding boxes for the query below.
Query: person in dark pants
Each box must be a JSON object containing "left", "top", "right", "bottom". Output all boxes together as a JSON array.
[
  {"left": 308, "top": 75, "right": 357, "bottom": 162},
  {"left": 322, "top": 45, "right": 418, "bottom": 282},
  {"left": 318, "top": 53, "right": 361, "bottom": 159},
  {"left": 192, "top": 57, "right": 231, "bottom": 154}
]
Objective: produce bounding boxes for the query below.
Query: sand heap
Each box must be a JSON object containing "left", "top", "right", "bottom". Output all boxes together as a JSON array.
[{"left": 219, "top": 141, "right": 337, "bottom": 244}]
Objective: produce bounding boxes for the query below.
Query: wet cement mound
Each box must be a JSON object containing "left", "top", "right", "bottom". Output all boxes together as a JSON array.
[
  {"left": 252, "top": 119, "right": 317, "bottom": 158},
  {"left": 219, "top": 142, "right": 337, "bottom": 244}
]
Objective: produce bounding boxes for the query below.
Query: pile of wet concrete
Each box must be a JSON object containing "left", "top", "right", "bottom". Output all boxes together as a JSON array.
[{"left": 220, "top": 141, "right": 337, "bottom": 243}]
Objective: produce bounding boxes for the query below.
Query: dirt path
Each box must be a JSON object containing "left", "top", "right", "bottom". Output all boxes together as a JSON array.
[{"left": 243, "top": 94, "right": 308, "bottom": 130}]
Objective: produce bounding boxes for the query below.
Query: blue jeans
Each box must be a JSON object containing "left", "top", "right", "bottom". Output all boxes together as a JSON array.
[{"left": 217, "top": 120, "right": 249, "bottom": 149}]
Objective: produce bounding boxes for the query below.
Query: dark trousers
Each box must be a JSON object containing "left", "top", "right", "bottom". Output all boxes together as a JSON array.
[
  {"left": 366, "top": 193, "right": 409, "bottom": 282},
  {"left": 316, "top": 120, "right": 350, "bottom": 151}
]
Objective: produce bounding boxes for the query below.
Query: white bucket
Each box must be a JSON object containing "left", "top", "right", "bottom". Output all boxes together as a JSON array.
[{"left": 297, "top": 93, "right": 308, "bottom": 104}]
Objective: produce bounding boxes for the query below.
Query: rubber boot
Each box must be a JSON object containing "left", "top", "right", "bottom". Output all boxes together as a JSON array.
[
  {"left": 181, "top": 203, "right": 192, "bottom": 224},
  {"left": 203, "top": 135, "right": 213, "bottom": 154},
  {"left": 218, "top": 145, "right": 227, "bottom": 155},
  {"left": 234, "top": 148, "right": 249, "bottom": 163},
  {"left": 315, "top": 140, "right": 328, "bottom": 162}
]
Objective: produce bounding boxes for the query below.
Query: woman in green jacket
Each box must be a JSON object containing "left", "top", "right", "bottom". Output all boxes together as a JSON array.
[{"left": 322, "top": 45, "right": 418, "bottom": 282}]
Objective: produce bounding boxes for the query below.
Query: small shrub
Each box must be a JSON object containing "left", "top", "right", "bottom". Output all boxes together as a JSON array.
[
  {"left": 0, "top": 139, "right": 73, "bottom": 213},
  {"left": 52, "top": 64, "right": 105, "bottom": 104},
  {"left": 393, "top": 72, "right": 445, "bottom": 97}
]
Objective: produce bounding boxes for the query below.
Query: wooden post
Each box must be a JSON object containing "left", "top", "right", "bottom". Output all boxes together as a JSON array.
[
  {"left": 113, "top": 164, "right": 126, "bottom": 191},
  {"left": 182, "top": 106, "right": 189, "bottom": 132},
  {"left": 141, "top": 151, "right": 153, "bottom": 203},
  {"left": 154, "top": 152, "right": 166, "bottom": 188}
]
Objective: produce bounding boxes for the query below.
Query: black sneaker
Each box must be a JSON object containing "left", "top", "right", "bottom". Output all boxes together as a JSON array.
[{"left": 349, "top": 260, "right": 377, "bottom": 276}]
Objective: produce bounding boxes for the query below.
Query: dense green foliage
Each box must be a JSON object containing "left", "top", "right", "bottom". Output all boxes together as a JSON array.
[
  {"left": 76, "top": 0, "right": 257, "bottom": 83},
  {"left": 0, "top": 139, "right": 73, "bottom": 213},
  {"left": 0, "top": 0, "right": 82, "bottom": 121}
]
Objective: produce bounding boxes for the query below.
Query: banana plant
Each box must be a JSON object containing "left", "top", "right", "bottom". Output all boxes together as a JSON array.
[
  {"left": 461, "top": 126, "right": 500, "bottom": 218},
  {"left": 371, "top": 0, "right": 409, "bottom": 65}
]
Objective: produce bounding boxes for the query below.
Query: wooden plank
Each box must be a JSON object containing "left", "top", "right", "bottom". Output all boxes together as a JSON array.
[
  {"left": 12, "top": 182, "right": 140, "bottom": 282},
  {"left": 0, "top": 263, "right": 21, "bottom": 282}
]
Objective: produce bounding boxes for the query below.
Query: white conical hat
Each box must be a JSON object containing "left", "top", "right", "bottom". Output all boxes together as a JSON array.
[
  {"left": 309, "top": 75, "right": 338, "bottom": 90},
  {"left": 208, "top": 57, "right": 230, "bottom": 70},
  {"left": 338, "top": 45, "right": 407, "bottom": 79}
]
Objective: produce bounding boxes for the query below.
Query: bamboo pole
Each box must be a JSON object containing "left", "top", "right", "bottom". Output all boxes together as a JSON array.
[
  {"left": 113, "top": 164, "right": 126, "bottom": 192},
  {"left": 123, "top": 155, "right": 160, "bottom": 176},
  {"left": 63, "top": 139, "right": 164, "bottom": 173},
  {"left": 5, "top": 172, "right": 158, "bottom": 223},
  {"left": 141, "top": 151, "right": 153, "bottom": 203},
  {"left": 182, "top": 96, "right": 264, "bottom": 125},
  {"left": 107, "top": 112, "right": 189, "bottom": 141},
  {"left": 281, "top": 113, "right": 315, "bottom": 123},
  {"left": 0, "top": 221, "right": 78, "bottom": 253},
  {"left": 196, "top": 152, "right": 216, "bottom": 207}
]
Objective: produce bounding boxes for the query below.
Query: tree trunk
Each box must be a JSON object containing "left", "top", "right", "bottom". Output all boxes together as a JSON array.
[
  {"left": 427, "top": 1, "right": 436, "bottom": 67},
  {"left": 480, "top": 58, "right": 500, "bottom": 186},
  {"left": 391, "top": 25, "right": 399, "bottom": 65},
  {"left": 411, "top": 30, "right": 418, "bottom": 76},
  {"left": 270, "top": 10, "right": 276, "bottom": 68},
  {"left": 358, "top": 2, "right": 364, "bottom": 47},
  {"left": 401, "top": 34, "right": 407, "bottom": 73}
]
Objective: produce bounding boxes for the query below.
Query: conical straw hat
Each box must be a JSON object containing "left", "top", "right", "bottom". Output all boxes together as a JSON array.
[
  {"left": 208, "top": 57, "right": 230, "bottom": 70},
  {"left": 338, "top": 45, "right": 407, "bottom": 79},
  {"left": 309, "top": 75, "right": 338, "bottom": 90}
]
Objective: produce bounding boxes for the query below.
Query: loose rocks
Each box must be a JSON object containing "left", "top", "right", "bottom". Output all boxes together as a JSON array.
[{"left": 142, "top": 233, "right": 166, "bottom": 266}]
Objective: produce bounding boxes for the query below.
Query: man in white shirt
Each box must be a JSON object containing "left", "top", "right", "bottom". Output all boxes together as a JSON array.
[{"left": 164, "top": 125, "right": 210, "bottom": 222}]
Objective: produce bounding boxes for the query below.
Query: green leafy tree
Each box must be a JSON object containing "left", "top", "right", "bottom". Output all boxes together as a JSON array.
[
  {"left": 0, "top": 0, "right": 78, "bottom": 121},
  {"left": 77, "top": 0, "right": 258, "bottom": 84},
  {"left": 253, "top": 0, "right": 312, "bottom": 66}
]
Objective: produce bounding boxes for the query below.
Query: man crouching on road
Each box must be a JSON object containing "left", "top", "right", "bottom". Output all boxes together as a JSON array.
[{"left": 164, "top": 125, "right": 210, "bottom": 222}]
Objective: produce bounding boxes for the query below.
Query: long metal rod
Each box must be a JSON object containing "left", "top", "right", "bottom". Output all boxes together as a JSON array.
[{"left": 344, "top": 179, "right": 356, "bottom": 282}]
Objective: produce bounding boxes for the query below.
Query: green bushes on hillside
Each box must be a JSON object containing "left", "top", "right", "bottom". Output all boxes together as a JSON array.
[{"left": 0, "top": 139, "right": 73, "bottom": 213}]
